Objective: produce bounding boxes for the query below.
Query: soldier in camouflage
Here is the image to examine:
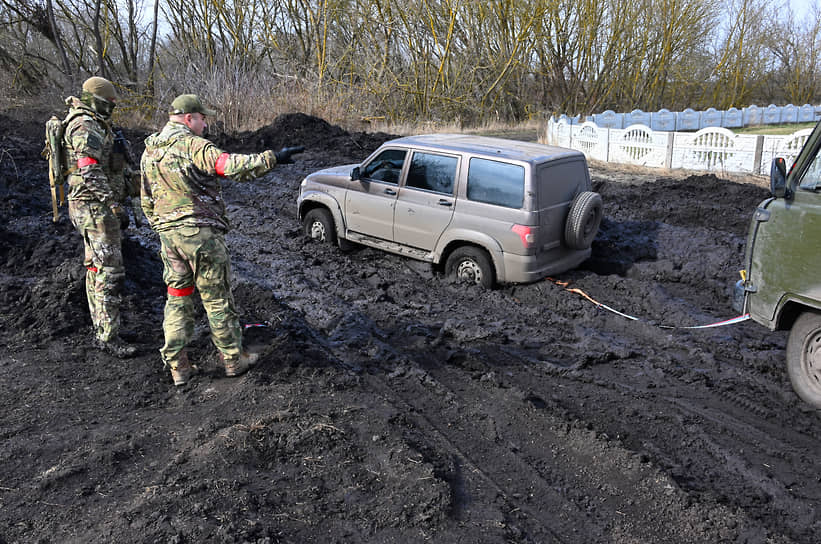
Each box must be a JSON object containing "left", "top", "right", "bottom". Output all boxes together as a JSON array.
[
  {"left": 140, "top": 94, "right": 303, "bottom": 386},
  {"left": 64, "top": 76, "right": 136, "bottom": 358}
]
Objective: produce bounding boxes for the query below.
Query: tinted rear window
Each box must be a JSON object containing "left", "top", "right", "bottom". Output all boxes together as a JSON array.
[{"left": 467, "top": 158, "right": 525, "bottom": 208}]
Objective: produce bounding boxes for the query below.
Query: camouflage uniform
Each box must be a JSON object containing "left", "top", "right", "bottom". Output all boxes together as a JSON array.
[
  {"left": 63, "top": 96, "right": 125, "bottom": 343},
  {"left": 140, "top": 120, "right": 278, "bottom": 371}
]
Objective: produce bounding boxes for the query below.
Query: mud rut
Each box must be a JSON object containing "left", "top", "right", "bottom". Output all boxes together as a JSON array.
[{"left": 0, "top": 113, "right": 819, "bottom": 543}]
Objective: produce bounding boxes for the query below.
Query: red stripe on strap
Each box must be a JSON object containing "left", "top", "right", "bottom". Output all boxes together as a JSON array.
[
  {"left": 167, "top": 285, "right": 195, "bottom": 297},
  {"left": 77, "top": 157, "right": 99, "bottom": 168},
  {"left": 87, "top": 266, "right": 98, "bottom": 273},
  {"left": 215, "top": 153, "right": 230, "bottom": 176}
]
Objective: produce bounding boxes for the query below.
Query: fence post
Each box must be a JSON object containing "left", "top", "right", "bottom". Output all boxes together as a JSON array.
[
  {"left": 754, "top": 135, "right": 764, "bottom": 174},
  {"left": 665, "top": 132, "right": 674, "bottom": 169}
]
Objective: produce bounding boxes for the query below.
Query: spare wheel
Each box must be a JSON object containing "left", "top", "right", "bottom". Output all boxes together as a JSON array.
[{"left": 564, "top": 191, "right": 602, "bottom": 250}]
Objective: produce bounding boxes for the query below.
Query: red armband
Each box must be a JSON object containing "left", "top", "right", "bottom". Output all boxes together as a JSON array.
[
  {"left": 215, "top": 153, "right": 230, "bottom": 176},
  {"left": 77, "top": 157, "right": 99, "bottom": 168},
  {"left": 167, "top": 285, "right": 195, "bottom": 297}
]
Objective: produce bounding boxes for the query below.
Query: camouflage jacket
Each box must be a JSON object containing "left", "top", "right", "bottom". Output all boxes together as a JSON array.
[
  {"left": 140, "top": 121, "right": 277, "bottom": 232},
  {"left": 63, "top": 96, "right": 118, "bottom": 205}
]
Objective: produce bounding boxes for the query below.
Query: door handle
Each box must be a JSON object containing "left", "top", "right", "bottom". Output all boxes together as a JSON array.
[
  {"left": 384, "top": 188, "right": 396, "bottom": 195},
  {"left": 438, "top": 199, "right": 453, "bottom": 207}
]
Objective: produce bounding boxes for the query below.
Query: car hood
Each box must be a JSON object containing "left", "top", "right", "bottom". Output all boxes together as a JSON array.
[{"left": 305, "top": 164, "right": 359, "bottom": 181}]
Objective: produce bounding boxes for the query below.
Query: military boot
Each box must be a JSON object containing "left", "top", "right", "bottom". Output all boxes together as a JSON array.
[
  {"left": 221, "top": 351, "right": 260, "bottom": 378},
  {"left": 170, "top": 352, "right": 198, "bottom": 386},
  {"left": 95, "top": 336, "right": 137, "bottom": 358}
]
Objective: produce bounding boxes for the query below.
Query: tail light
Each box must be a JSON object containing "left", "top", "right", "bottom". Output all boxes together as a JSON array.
[{"left": 511, "top": 224, "right": 535, "bottom": 248}]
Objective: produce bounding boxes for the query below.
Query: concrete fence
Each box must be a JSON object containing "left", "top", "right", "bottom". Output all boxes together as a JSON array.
[
  {"left": 558, "top": 103, "right": 821, "bottom": 131},
  {"left": 546, "top": 118, "right": 815, "bottom": 175}
]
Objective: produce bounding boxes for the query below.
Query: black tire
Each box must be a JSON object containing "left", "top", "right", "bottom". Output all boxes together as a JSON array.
[
  {"left": 303, "top": 208, "right": 336, "bottom": 245},
  {"left": 564, "top": 191, "right": 603, "bottom": 250},
  {"left": 445, "top": 246, "right": 494, "bottom": 288},
  {"left": 786, "top": 311, "right": 821, "bottom": 409}
]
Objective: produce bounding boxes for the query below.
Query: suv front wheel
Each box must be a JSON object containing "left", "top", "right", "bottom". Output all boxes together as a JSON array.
[
  {"left": 446, "top": 246, "right": 494, "bottom": 288},
  {"left": 786, "top": 311, "right": 821, "bottom": 409},
  {"left": 303, "top": 208, "right": 336, "bottom": 244}
]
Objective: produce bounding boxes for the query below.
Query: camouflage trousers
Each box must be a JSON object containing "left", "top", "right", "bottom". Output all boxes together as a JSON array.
[
  {"left": 157, "top": 226, "right": 242, "bottom": 370},
  {"left": 68, "top": 199, "right": 124, "bottom": 342}
]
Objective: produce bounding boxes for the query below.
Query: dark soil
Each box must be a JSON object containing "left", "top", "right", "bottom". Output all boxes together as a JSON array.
[{"left": 1, "top": 111, "right": 819, "bottom": 543}]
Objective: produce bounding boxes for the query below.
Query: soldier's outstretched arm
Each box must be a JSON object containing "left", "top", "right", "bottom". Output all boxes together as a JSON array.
[{"left": 191, "top": 139, "right": 304, "bottom": 182}]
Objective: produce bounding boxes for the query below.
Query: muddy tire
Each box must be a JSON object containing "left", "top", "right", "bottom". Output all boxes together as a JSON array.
[
  {"left": 786, "top": 311, "right": 821, "bottom": 409},
  {"left": 303, "top": 208, "right": 336, "bottom": 245},
  {"left": 446, "top": 246, "right": 494, "bottom": 288},
  {"left": 564, "top": 191, "right": 603, "bottom": 250}
]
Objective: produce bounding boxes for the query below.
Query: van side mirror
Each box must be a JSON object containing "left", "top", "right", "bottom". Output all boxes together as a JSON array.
[
  {"left": 770, "top": 157, "right": 788, "bottom": 198},
  {"left": 351, "top": 166, "right": 360, "bottom": 180}
]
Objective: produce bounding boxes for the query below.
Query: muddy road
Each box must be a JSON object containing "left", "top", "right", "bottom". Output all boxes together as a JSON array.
[{"left": 0, "top": 112, "right": 819, "bottom": 543}]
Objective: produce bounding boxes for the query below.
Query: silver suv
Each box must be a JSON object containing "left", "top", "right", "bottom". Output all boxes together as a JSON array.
[{"left": 297, "top": 134, "right": 602, "bottom": 287}]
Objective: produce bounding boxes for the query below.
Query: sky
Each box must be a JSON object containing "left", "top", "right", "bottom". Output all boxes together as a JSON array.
[{"left": 785, "top": 0, "right": 817, "bottom": 17}]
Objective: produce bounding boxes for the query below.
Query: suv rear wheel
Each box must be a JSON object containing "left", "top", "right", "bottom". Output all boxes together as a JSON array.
[
  {"left": 446, "top": 246, "right": 494, "bottom": 288},
  {"left": 565, "top": 191, "right": 603, "bottom": 250},
  {"left": 786, "top": 311, "right": 821, "bottom": 409},
  {"left": 303, "top": 208, "right": 336, "bottom": 244}
]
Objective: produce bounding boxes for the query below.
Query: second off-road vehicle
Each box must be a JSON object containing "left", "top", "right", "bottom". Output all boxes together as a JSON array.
[{"left": 734, "top": 118, "right": 821, "bottom": 409}]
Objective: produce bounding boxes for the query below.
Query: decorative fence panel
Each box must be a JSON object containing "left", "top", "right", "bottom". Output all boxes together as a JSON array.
[
  {"left": 570, "top": 122, "right": 609, "bottom": 161},
  {"left": 671, "top": 128, "right": 760, "bottom": 173},
  {"left": 609, "top": 125, "right": 670, "bottom": 168},
  {"left": 760, "top": 129, "right": 814, "bottom": 175}
]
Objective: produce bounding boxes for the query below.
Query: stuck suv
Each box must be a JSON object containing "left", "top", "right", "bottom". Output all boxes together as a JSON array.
[
  {"left": 734, "top": 119, "right": 821, "bottom": 408},
  {"left": 297, "top": 134, "right": 602, "bottom": 287}
]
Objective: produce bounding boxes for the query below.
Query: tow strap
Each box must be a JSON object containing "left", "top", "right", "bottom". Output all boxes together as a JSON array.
[{"left": 549, "top": 279, "right": 750, "bottom": 329}]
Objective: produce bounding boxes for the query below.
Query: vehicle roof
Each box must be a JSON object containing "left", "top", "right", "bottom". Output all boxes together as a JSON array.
[{"left": 386, "top": 134, "right": 584, "bottom": 163}]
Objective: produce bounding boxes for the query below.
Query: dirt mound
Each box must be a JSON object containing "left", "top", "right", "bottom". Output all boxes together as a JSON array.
[{"left": 0, "top": 113, "right": 819, "bottom": 543}]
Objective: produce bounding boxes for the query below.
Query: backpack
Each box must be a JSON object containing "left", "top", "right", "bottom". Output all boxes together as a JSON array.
[{"left": 41, "top": 115, "right": 67, "bottom": 222}]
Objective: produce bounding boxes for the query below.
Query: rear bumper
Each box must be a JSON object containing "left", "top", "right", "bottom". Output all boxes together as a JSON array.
[{"left": 501, "top": 248, "right": 591, "bottom": 284}]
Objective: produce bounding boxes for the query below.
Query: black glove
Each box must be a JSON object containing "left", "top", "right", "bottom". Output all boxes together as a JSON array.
[{"left": 275, "top": 146, "right": 305, "bottom": 165}]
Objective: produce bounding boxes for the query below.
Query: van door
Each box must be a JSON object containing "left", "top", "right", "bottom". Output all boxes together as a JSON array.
[
  {"left": 747, "top": 148, "right": 821, "bottom": 322},
  {"left": 537, "top": 160, "right": 585, "bottom": 247},
  {"left": 345, "top": 148, "right": 407, "bottom": 240},
  {"left": 393, "top": 151, "right": 459, "bottom": 250}
]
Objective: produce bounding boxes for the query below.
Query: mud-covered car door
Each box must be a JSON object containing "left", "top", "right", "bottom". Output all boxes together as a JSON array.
[
  {"left": 393, "top": 150, "right": 459, "bottom": 250},
  {"left": 345, "top": 148, "right": 407, "bottom": 240}
]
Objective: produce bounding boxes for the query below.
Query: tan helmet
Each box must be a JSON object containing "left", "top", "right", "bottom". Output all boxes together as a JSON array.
[{"left": 82, "top": 76, "right": 117, "bottom": 103}]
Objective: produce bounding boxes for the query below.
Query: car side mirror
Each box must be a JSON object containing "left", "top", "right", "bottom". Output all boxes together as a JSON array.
[
  {"left": 770, "top": 157, "right": 788, "bottom": 198},
  {"left": 351, "top": 166, "right": 361, "bottom": 181}
]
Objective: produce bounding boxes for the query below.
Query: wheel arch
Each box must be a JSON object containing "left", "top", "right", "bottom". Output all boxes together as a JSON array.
[
  {"left": 776, "top": 298, "right": 821, "bottom": 331},
  {"left": 298, "top": 192, "right": 346, "bottom": 240},
  {"left": 437, "top": 233, "right": 505, "bottom": 281}
]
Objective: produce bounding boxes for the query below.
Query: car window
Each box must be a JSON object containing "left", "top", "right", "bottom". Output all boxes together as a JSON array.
[
  {"left": 537, "top": 162, "right": 583, "bottom": 207},
  {"left": 362, "top": 149, "right": 407, "bottom": 184},
  {"left": 467, "top": 158, "right": 524, "bottom": 208},
  {"left": 405, "top": 152, "right": 458, "bottom": 195},
  {"left": 799, "top": 147, "right": 821, "bottom": 190}
]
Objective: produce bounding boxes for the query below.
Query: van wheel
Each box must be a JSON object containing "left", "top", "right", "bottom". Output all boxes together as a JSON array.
[
  {"left": 564, "top": 191, "right": 603, "bottom": 250},
  {"left": 446, "top": 247, "right": 494, "bottom": 288},
  {"left": 303, "top": 208, "right": 336, "bottom": 244},
  {"left": 786, "top": 311, "right": 821, "bottom": 409}
]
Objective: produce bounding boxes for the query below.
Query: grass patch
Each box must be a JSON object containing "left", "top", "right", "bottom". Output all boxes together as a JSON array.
[{"left": 734, "top": 122, "right": 817, "bottom": 135}]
